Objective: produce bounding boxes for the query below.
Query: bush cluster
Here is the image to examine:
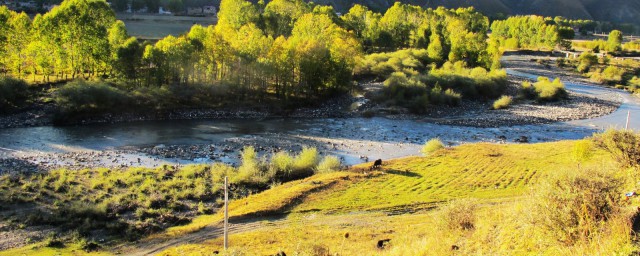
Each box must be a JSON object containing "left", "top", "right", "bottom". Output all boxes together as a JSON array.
[
  {"left": 491, "top": 95, "right": 512, "bottom": 110},
  {"left": 421, "top": 138, "right": 445, "bottom": 156},
  {"left": 54, "top": 80, "right": 131, "bottom": 114},
  {"left": 355, "top": 49, "right": 430, "bottom": 78},
  {"left": 533, "top": 168, "right": 623, "bottom": 245},
  {"left": 362, "top": 53, "right": 507, "bottom": 113},
  {"left": 520, "top": 77, "right": 567, "bottom": 102},
  {"left": 0, "top": 76, "right": 30, "bottom": 112},
  {"left": 592, "top": 129, "right": 640, "bottom": 168},
  {"left": 589, "top": 66, "right": 625, "bottom": 85}
]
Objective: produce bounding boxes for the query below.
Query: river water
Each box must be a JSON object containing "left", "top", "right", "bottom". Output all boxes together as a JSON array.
[{"left": 0, "top": 70, "right": 638, "bottom": 168}]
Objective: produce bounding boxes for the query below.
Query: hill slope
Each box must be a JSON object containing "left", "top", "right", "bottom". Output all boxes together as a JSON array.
[
  {"left": 146, "top": 140, "right": 618, "bottom": 255},
  {"left": 315, "top": 0, "right": 640, "bottom": 25}
]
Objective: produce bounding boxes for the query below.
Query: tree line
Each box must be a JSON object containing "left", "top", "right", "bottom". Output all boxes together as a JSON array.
[{"left": 0, "top": 0, "right": 508, "bottom": 105}]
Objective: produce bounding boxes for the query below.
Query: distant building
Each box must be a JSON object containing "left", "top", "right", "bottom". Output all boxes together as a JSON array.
[
  {"left": 187, "top": 7, "right": 202, "bottom": 16},
  {"left": 158, "top": 6, "right": 172, "bottom": 15},
  {"left": 203, "top": 5, "right": 216, "bottom": 16}
]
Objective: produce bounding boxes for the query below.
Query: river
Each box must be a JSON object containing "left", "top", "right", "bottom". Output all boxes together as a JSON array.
[{"left": 0, "top": 70, "right": 638, "bottom": 169}]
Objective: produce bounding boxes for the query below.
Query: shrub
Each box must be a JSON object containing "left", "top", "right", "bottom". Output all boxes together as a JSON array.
[
  {"left": 355, "top": 49, "right": 430, "bottom": 78},
  {"left": 577, "top": 52, "right": 597, "bottom": 73},
  {"left": 492, "top": 95, "right": 512, "bottom": 110},
  {"left": 316, "top": 156, "right": 341, "bottom": 173},
  {"left": 556, "top": 58, "right": 566, "bottom": 67},
  {"left": 55, "top": 79, "right": 131, "bottom": 114},
  {"left": 421, "top": 138, "right": 444, "bottom": 156},
  {"left": 291, "top": 147, "right": 319, "bottom": 179},
  {"left": 0, "top": 76, "right": 29, "bottom": 111},
  {"left": 235, "top": 146, "right": 264, "bottom": 184},
  {"left": 504, "top": 38, "right": 519, "bottom": 49},
  {"left": 572, "top": 139, "right": 594, "bottom": 162},
  {"left": 440, "top": 198, "right": 478, "bottom": 231},
  {"left": 520, "top": 77, "right": 567, "bottom": 102},
  {"left": 533, "top": 168, "right": 622, "bottom": 245},
  {"left": 590, "top": 66, "right": 625, "bottom": 85},
  {"left": 424, "top": 61, "right": 507, "bottom": 98},
  {"left": 592, "top": 129, "right": 640, "bottom": 167},
  {"left": 44, "top": 232, "right": 65, "bottom": 248},
  {"left": 627, "top": 76, "right": 640, "bottom": 94}
]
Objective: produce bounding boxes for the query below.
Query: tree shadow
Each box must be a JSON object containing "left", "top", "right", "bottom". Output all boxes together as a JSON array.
[{"left": 386, "top": 169, "right": 422, "bottom": 178}]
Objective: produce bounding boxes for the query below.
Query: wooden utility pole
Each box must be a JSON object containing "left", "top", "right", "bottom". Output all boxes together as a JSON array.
[
  {"left": 626, "top": 110, "right": 631, "bottom": 130},
  {"left": 224, "top": 176, "right": 229, "bottom": 250}
]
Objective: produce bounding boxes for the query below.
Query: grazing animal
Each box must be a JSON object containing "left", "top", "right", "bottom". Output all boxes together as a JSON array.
[
  {"left": 274, "top": 251, "right": 286, "bottom": 256},
  {"left": 515, "top": 136, "right": 529, "bottom": 143},
  {"left": 370, "top": 159, "right": 382, "bottom": 170},
  {"left": 451, "top": 245, "right": 460, "bottom": 250},
  {"left": 344, "top": 232, "right": 350, "bottom": 239},
  {"left": 377, "top": 238, "right": 391, "bottom": 249}
]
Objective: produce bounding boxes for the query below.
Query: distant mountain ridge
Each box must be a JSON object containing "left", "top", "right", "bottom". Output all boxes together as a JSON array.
[{"left": 313, "top": 0, "right": 640, "bottom": 25}]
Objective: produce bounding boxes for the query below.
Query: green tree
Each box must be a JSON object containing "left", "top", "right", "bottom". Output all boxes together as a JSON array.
[
  {"left": 262, "top": 0, "right": 310, "bottom": 37},
  {"left": 607, "top": 30, "right": 622, "bottom": 52},
  {"left": 341, "top": 4, "right": 381, "bottom": 50},
  {"left": 378, "top": 2, "right": 424, "bottom": 48},
  {"left": 110, "top": 0, "right": 128, "bottom": 12},
  {"left": 167, "top": 0, "right": 184, "bottom": 13},
  {"left": 6, "top": 12, "right": 32, "bottom": 77},
  {"left": 427, "top": 32, "right": 445, "bottom": 64},
  {"left": 114, "top": 38, "right": 143, "bottom": 81},
  {"left": 217, "top": 0, "right": 258, "bottom": 30},
  {"left": 0, "top": 6, "right": 13, "bottom": 74},
  {"left": 39, "top": 0, "right": 117, "bottom": 78}
]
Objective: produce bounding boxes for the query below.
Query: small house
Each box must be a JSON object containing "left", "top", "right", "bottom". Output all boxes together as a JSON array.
[
  {"left": 203, "top": 5, "right": 216, "bottom": 16},
  {"left": 187, "top": 7, "right": 202, "bottom": 15}
]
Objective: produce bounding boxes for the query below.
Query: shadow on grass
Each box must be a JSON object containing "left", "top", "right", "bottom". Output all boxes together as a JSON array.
[{"left": 386, "top": 169, "right": 422, "bottom": 178}]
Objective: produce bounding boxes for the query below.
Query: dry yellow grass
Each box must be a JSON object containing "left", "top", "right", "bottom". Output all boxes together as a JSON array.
[{"left": 154, "top": 140, "right": 636, "bottom": 255}]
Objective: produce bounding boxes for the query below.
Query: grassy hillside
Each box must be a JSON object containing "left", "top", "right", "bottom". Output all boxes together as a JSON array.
[{"left": 154, "top": 140, "right": 637, "bottom": 255}]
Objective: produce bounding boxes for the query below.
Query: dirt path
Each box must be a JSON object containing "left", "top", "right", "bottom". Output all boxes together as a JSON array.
[{"left": 119, "top": 216, "right": 288, "bottom": 256}]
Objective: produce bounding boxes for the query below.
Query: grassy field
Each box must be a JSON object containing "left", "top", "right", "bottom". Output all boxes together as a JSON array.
[
  {"left": 152, "top": 140, "right": 636, "bottom": 255},
  {"left": 0, "top": 242, "right": 111, "bottom": 256},
  {"left": 117, "top": 14, "right": 216, "bottom": 40},
  {"left": 2, "top": 138, "right": 636, "bottom": 255}
]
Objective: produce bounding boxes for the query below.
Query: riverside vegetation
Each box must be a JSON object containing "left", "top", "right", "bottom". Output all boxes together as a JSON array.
[
  {"left": 141, "top": 129, "right": 640, "bottom": 255},
  {"left": 1, "top": 0, "right": 601, "bottom": 121},
  {"left": 0, "top": 146, "right": 338, "bottom": 247}
]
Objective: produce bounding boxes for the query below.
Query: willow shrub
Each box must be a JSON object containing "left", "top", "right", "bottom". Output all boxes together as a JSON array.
[
  {"left": 0, "top": 76, "right": 29, "bottom": 112},
  {"left": 54, "top": 79, "right": 131, "bottom": 114}
]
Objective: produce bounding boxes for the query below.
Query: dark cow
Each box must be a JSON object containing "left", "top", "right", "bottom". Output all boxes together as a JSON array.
[
  {"left": 370, "top": 159, "right": 383, "bottom": 170},
  {"left": 377, "top": 238, "right": 391, "bottom": 249}
]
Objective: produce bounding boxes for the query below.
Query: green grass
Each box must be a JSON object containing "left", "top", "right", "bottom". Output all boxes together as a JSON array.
[
  {"left": 155, "top": 140, "right": 626, "bottom": 255},
  {"left": 150, "top": 172, "right": 362, "bottom": 239},
  {"left": 0, "top": 147, "right": 331, "bottom": 249},
  {"left": 0, "top": 241, "right": 112, "bottom": 256},
  {"left": 293, "top": 141, "right": 604, "bottom": 213}
]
